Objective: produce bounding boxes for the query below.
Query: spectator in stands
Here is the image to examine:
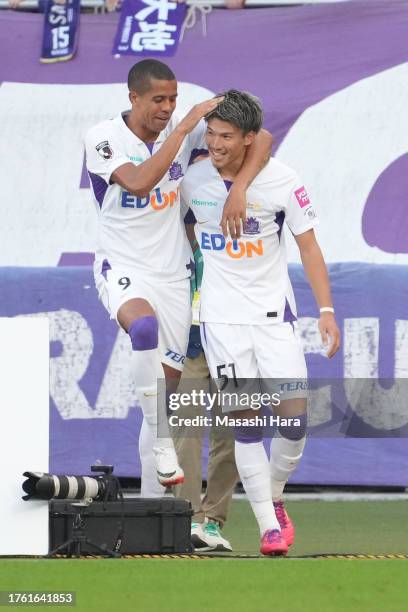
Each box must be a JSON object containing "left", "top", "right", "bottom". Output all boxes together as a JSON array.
[{"left": 173, "top": 228, "right": 239, "bottom": 552}]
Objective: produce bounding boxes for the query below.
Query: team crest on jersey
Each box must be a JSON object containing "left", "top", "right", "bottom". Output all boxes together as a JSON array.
[
  {"left": 169, "top": 161, "right": 184, "bottom": 181},
  {"left": 243, "top": 216, "right": 261, "bottom": 235},
  {"left": 96, "top": 141, "right": 113, "bottom": 160}
]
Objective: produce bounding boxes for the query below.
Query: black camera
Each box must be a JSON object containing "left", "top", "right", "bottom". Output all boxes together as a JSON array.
[{"left": 22, "top": 464, "right": 119, "bottom": 503}]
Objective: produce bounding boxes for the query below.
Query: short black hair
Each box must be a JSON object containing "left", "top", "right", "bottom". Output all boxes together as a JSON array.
[
  {"left": 127, "top": 59, "right": 176, "bottom": 95},
  {"left": 205, "top": 89, "right": 263, "bottom": 134}
]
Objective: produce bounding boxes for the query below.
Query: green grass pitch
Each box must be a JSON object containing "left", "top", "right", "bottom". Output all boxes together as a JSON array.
[{"left": 1, "top": 500, "right": 407, "bottom": 612}]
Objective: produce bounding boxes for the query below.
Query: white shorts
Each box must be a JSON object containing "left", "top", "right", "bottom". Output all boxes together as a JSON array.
[
  {"left": 200, "top": 321, "right": 308, "bottom": 411},
  {"left": 95, "top": 265, "right": 191, "bottom": 371}
]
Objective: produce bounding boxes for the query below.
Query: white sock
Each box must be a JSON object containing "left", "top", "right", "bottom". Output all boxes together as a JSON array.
[
  {"left": 139, "top": 418, "right": 166, "bottom": 498},
  {"left": 131, "top": 347, "right": 174, "bottom": 451},
  {"left": 235, "top": 440, "right": 280, "bottom": 534},
  {"left": 270, "top": 434, "right": 306, "bottom": 501}
]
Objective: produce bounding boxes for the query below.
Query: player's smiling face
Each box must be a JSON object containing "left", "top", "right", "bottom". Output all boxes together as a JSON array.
[
  {"left": 206, "top": 118, "right": 255, "bottom": 175},
  {"left": 130, "top": 78, "right": 178, "bottom": 137}
]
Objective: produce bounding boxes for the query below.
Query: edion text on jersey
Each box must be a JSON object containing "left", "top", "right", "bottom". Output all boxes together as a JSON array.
[
  {"left": 121, "top": 187, "right": 179, "bottom": 211},
  {"left": 200, "top": 231, "right": 263, "bottom": 259}
]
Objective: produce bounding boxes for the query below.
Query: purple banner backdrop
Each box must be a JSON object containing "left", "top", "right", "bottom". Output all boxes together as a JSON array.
[
  {"left": 1, "top": 1, "right": 408, "bottom": 484},
  {"left": 1, "top": 2, "right": 407, "bottom": 255},
  {"left": 40, "top": 0, "right": 80, "bottom": 63},
  {"left": 2, "top": 2, "right": 408, "bottom": 129},
  {"left": 1, "top": 264, "right": 407, "bottom": 485},
  {"left": 112, "top": 0, "right": 186, "bottom": 56}
]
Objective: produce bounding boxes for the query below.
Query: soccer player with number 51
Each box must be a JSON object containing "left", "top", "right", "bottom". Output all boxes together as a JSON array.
[{"left": 181, "top": 90, "right": 341, "bottom": 555}]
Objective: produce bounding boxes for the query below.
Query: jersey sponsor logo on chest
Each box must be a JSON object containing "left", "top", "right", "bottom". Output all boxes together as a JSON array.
[
  {"left": 121, "top": 186, "right": 179, "bottom": 211},
  {"left": 192, "top": 198, "right": 217, "bottom": 207},
  {"left": 200, "top": 232, "right": 263, "bottom": 259}
]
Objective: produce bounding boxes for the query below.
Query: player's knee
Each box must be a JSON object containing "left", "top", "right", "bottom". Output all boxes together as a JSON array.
[
  {"left": 128, "top": 316, "right": 159, "bottom": 351},
  {"left": 234, "top": 423, "right": 263, "bottom": 444},
  {"left": 278, "top": 412, "right": 307, "bottom": 441}
]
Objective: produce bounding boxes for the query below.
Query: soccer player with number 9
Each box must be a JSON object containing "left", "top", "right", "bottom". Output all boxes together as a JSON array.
[{"left": 85, "top": 61, "right": 273, "bottom": 492}]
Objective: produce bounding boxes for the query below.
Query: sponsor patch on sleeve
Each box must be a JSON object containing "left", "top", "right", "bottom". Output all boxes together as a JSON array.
[
  {"left": 304, "top": 205, "right": 317, "bottom": 220},
  {"left": 294, "top": 186, "right": 310, "bottom": 208},
  {"left": 96, "top": 141, "right": 113, "bottom": 160}
]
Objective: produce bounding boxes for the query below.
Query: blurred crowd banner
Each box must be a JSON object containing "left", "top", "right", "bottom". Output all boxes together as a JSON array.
[
  {"left": 40, "top": 0, "right": 81, "bottom": 63},
  {"left": 1, "top": 1, "right": 408, "bottom": 484},
  {"left": 112, "top": 0, "right": 186, "bottom": 56},
  {"left": 1, "top": 264, "right": 407, "bottom": 485}
]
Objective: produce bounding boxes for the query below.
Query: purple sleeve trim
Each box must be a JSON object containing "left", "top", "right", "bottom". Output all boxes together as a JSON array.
[
  {"left": 188, "top": 148, "right": 208, "bottom": 166},
  {"left": 88, "top": 171, "right": 108, "bottom": 208}
]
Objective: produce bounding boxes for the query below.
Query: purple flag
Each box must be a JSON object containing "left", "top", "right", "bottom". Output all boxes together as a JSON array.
[
  {"left": 113, "top": 0, "right": 186, "bottom": 57},
  {"left": 40, "top": 0, "right": 80, "bottom": 63}
]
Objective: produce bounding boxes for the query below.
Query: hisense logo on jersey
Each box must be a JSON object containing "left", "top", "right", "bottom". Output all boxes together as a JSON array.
[
  {"left": 192, "top": 198, "right": 217, "bottom": 207},
  {"left": 200, "top": 232, "right": 263, "bottom": 259},
  {"left": 121, "top": 187, "right": 179, "bottom": 211}
]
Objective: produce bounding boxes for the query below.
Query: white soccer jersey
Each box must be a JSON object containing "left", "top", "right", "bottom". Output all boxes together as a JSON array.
[
  {"left": 85, "top": 112, "right": 207, "bottom": 281},
  {"left": 180, "top": 157, "right": 318, "bottom": 325}
]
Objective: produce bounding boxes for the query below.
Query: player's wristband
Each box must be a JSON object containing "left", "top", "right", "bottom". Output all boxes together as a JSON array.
[{"left": 320, "top": 307, "right": 335, "bottom": 314}]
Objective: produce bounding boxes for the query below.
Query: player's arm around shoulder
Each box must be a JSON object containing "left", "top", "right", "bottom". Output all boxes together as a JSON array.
[
  {"left": 221, "top": 128, "right": 273, "bottom": 239},
  {"left": 113, "top": 98, "right": 224, "bottom": 198},
  {"left": 110, "top": 123, "right": 190, "bottom": 198},
  {"left": 180, "top": 157, "right": 209, "bottom": 204},
  {"left": 294, "top": 229, "right": 341, "bottom": 359}
]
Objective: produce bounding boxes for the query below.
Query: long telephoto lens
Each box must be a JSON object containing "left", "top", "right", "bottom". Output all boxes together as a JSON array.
[{"left": 22, "top": 471, "right": 102, "bottom": 501}]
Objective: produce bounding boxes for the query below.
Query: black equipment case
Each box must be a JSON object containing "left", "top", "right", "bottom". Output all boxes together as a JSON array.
[{"left": 49, "top": 498, "right": 193, "bottom": 555}]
